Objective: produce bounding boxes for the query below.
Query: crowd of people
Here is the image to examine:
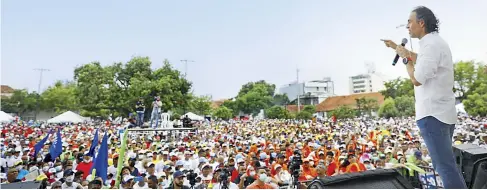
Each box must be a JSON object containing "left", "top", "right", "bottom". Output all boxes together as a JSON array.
[{"left": 1, "top": 115, "right": 486, "bottom": 189}]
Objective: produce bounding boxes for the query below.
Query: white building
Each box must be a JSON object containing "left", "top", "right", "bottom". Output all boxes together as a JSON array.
[
  {"left": 279, "top": 77, "right": 335, "bottom": 105},
  {"left": 349, "top": 73, "right": 386, "bottom": 94}
]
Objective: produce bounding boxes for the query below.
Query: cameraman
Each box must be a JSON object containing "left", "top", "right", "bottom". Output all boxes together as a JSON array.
[
  {"left": 213, "top": 168, "right": 239, "bottom": 189},
  {"left": 149, "top": 96, "right": 162, "bottom": 128}
]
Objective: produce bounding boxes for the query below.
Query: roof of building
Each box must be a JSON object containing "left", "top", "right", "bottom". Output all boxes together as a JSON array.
[
  {"left": 211, "top": 99, "right": 227, "bottom": 109},
  {"left": 285, "top": 105, "right": 304, "bottom": 113},
  {"left": 0, "top": 85, "right": 14, "bottom": 94},
  {"left": 315, "top": 92, "right": 385, "bottom": 112}
]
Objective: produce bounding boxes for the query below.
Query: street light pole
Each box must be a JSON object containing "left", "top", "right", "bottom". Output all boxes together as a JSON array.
[
  {"left": 296, "top": 68, "right": 301, "bottom": 112},
  {"left": 180, "top": 60, "right": 195, "bottom": 78},
  {"left": 33, "top": 68, "right": 50, "bottom": 121}
]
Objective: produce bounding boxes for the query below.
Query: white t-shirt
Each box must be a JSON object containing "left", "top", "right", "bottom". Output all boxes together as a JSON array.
[{"left": 62, "top": 182, "right": 81, "bottom": 189}]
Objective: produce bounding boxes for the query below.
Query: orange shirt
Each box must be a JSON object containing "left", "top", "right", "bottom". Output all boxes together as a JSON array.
[
  {"left": 246, "top": 183, "right": 275, "bottom": 189},
  {"left": 346, "top": 163, "right": 366, "bottom": 173}
]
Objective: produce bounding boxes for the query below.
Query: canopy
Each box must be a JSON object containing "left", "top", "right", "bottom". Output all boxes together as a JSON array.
[
  {"left": 456, "top": 103, "right": 467, "bottom": 115},
  {"left": 47, "top": 111, "right": 87, "bottom": 123},
  {"left": 181, "top": 112, "right": 205, "bottom": 121},
  {"left": 0, "top": 111, "right": 14, "bottom": 123}
]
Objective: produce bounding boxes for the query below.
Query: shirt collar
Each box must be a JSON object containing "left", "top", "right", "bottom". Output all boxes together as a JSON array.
[{"left": 419, "top": 32, "right": 437, "bottom": 46}]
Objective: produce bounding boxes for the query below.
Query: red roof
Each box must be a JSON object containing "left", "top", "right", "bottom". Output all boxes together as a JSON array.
[
  {"left": 316, "top": 92, "right": 385, "bottom": 112},
  {"left": 0, "top": 85, "right": 14, "bottom": 93}
]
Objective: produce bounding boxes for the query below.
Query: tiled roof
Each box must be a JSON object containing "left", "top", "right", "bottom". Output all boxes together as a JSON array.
[
  {"left": 0, "top": 85, "right": 14, "bottom": 93},
  {"left": 211, "top": 99, "right": 227, "bottom": 109},
  {"left": 316, "top": 92, "right": 385, "bottom": 112},
  {"left": 285, "top": 105, "right": 304, "bottom": 113}
]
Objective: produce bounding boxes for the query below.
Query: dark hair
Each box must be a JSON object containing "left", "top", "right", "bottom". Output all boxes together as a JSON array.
[{"left": 412, "top": 6, "right": 440, "bottom": 33}]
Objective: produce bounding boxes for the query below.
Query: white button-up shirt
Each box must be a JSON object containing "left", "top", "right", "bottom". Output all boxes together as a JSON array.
[{"left": 414, "top": 32, "right": 457, "bottom": 124}]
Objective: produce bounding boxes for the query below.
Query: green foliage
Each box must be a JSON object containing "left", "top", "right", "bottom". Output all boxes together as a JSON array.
[
  {"left": 355, "top": 97, "right": 379, "bottom": 116},
  {"left": 265, "top": 106, "right": 290, "bottom": 119},
  {"left": 0, "top": 90, "right": 38, "bottom": 115},
  {"left": 463, "top": 83, "right": 487, "bottom": 116},
  {"left": 272, "top": 93, "right": 290, "bottom": 106},
  {"left": 378, "top": 98, "right": 399, "bottom": 118},
  {"left": 295, "top": 111, "right": 313, "bottom": 120},
  {"left": 73, "top": 57, "right": 192, "bottom": 118},
  {"left": 330, "top": 105, "right": 356, "bottom": 119},
  {"left": 380, "top": 78, "right": 414, "bottom": 99},
  {"left": 231, "top": 80, "right": 276, "bottom": 115},
  {"left": 41, "top": 81, "right": 79, "bottom": 113},
  {"left": 188, "top": 95, "right": 212, "bottom": 116},
  {"left": 213, "top": 106, "right": 234, "bottom": 120},
  {"left": 303, "top": 105, "right": 316, "bottom": 113},
  {"left": 394, "top": 96, "right": 415, "bottom": 117}
]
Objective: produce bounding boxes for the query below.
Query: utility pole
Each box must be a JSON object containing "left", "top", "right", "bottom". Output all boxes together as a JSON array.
[
  {"left": 180, "top": 60, "right": 194, "bottom": 78},
  {"left": 296, "top": 68, "right": 301, "bottom": 112},
  {"left": 34, "top": 68, "right": 50, "bottom": 120}
]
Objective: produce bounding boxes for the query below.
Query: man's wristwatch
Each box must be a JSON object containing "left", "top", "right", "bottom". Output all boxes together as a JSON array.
[{"left": 402, "top": 57, "right": 412, "bottom": 64}]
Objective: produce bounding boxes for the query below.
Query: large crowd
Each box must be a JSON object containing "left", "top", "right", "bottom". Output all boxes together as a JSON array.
[{"left": 1, "top": 115, "right": 486, "bottom": 189}]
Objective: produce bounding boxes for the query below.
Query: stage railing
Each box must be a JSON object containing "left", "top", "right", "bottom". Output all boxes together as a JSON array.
[{"left": 125, "top": 128, "right": 197, "bottom": 141}]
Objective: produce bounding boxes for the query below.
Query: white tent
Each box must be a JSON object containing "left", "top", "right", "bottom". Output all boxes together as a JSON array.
[
  {"left": 0, "top": 111, "right": 14, "bottom": 123},
  {"left": 47, "top": 111, "right": 87, "bottom": 123},
  {"left": 181, "top": 112, "right": 205, "bottom": 121},
  {"left": 456, "top": 103, "right": 468, "bottom": 115}
]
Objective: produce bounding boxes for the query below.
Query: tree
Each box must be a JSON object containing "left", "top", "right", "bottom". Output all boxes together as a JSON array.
[
  {"left": 272, "top": 93, "right": 290, "bottom": 106},
  {"left": 213, "top": 106, "right": 233, "bottom": 120},
  {"left": 330, "top": 105, "right": 356, "bottom": 119},
  {"left": 265, "top": 106, "right": 290, "bottom": 119},
  {"left": 378, "top": 98, "right": 399, "bottom": 118},
  {"left": 235, "top": 91, "right": 273, "bottom": 115},
  {"left": 237, "top": 80, "right": 276, "bottom": 97},
  {"left": 295, "top": 111, "right": 313, "bottom": 120},
  {"left": 303, "top": 105, "right": 316, "bottom": 113},
  {"left": 380, "top": 78, "right": 414, "bottom": 99},
  {"left": 453, "top": 61, "right": 476, "bottom": 100},
  {"left": 463, "top": 83, "right": 487, "bottom": 116},
  {"left": 394, "top": 96, "right": 415, "bottom": 117},
  {"left": 355, "top": 97, "right": 379, "bottom": 116},
  {"left": 189, "top": 95, "right": 212, "bottom": 116},
  {"left": 74, "top": 57, "right": 192, "bottom": 118},
  {"left": 0, "top": 90, "right": 38, "bottom": 115},
  {"left": 41, "top": 81, "right": 79, "bottom": 113}
]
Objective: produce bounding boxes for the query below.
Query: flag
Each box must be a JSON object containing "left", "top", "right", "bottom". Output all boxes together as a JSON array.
[
  {"left": 33, "top": 129, "right": 52, "bottom": 158},
  {"left": 87, "top": 129, "right": 99, "bottom": 157},
  {"left": 49, "top": 128, "right": 63, "bottom": 159},
  {"left": 91, "top": 132, "right": 109, "bottom": 182},
  {"left": 114, "top": 131, "right": 129, "bottom": 188}
]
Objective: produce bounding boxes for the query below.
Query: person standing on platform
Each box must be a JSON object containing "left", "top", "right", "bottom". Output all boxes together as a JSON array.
[
  {"left": 149, "top": 96, "right": 162, "bottom": 128},
  {"left": 381, "top": 6, "right": 466, "bottom": 189},
  {"left": 135, "top": 98, "right": 145, "bottom": 127}
]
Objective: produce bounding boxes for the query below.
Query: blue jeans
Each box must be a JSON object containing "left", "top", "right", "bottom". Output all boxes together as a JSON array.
[
  {"left": 136, "top": 111, "right": 144, "bottom": 127},
  {"left": 417, "top": 116, "right": 467, "bottom": 189},
  {"left": 149, "top": 109, "right": 159, "bottom": 128}
]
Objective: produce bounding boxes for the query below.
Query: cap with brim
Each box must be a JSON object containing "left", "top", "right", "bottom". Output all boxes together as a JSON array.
[{"left": 173, "top": 171, "right": 186, "bottom": 178}]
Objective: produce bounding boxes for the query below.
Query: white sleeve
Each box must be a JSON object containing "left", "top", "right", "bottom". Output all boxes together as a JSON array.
[{"left": 414, "top": 44, "right": 440, "bottom": 85}]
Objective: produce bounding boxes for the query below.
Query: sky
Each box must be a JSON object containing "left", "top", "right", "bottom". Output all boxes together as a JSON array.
[{"left": 1, "top": 0, "right": 487, "bottom": 100}]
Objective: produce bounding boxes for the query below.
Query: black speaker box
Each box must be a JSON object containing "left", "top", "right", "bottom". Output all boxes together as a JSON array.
[
  {"left": 0, "top": 181, "right": 42, "bottom": 189},
  {"left": 453, "top": 144, "right": 487, "bottom": 187},
  {"left": 307, "top": 169, "right": 414, "bottom": 189},
  {"left": 471, "top": 157, "right": 487, "bottom": 189}
]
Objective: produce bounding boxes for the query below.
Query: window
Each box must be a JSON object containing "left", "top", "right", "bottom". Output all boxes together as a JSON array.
[{"left": 354, "top": 85, "right": 366, "bottom": 89}]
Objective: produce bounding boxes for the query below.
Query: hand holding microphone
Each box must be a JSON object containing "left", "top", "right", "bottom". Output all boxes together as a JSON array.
[{"left": 381, "top": 38, "right": 411, "bottom": 65}]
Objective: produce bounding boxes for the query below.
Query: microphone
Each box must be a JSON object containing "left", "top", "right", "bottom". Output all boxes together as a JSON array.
[{"left": 392, "top": 38, "right": 408, "bottom": 66}]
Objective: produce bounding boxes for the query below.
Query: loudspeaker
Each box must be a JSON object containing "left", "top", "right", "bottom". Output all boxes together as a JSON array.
[
  {"left": 307, "top": 169, "right": 414, "bottom": 189},
  {"left": 471, "top": 158, "right": 487, "bottom": 189},
  {"left": 0, "top": 181, "right": 42, "bottom": 189},
  {"left": 453, "top": 144, "right": 487, "bottom": 187}
]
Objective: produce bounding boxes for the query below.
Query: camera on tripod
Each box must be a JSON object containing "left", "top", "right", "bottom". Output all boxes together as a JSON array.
[
  {"left": 185, "top": 170, "right": 198, "bottom": 188},
  {"left": 218, "top": 167, "right": 230, "bottom": 189},
  {"left": 289, "top": 150, "right": 303, "bottom": 188}
]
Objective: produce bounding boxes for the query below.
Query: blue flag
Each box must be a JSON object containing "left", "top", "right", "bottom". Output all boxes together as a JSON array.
[
  {"left": 91, "top": 132, "right": 108, "bottom": 182},
  {"left": 87, "top": 129, "right": 99, "bottom": 157},
  {"left": 33, "top": 129, "right": 52, "bottom": 158},
  {"left": 49, "top": 128, "right": 63, "bottom": 159}
]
